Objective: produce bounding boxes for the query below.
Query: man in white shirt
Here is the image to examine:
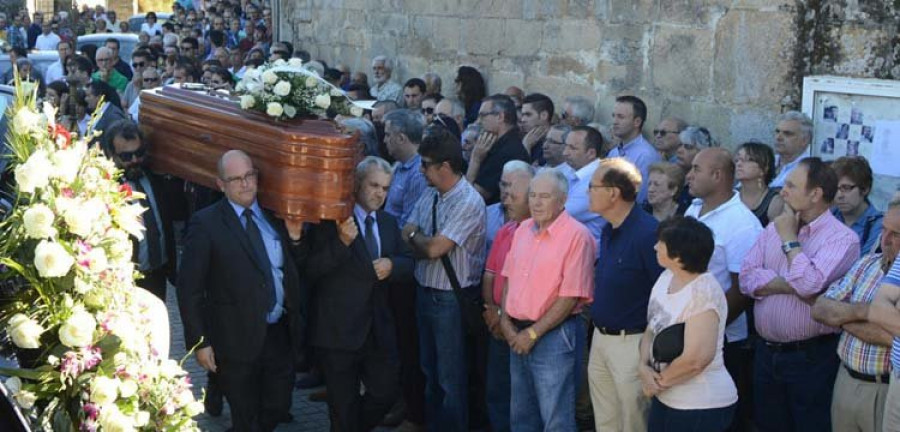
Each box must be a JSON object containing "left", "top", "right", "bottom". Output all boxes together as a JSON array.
[
  {"left": 684, "top": 147, "right": 763, "bottom": 430},
  {"left": 34, "top": 20, "right": 61, "bottom": 51},
  {"left": 44, "top": 40, "right": 72, "bottom": 84}
]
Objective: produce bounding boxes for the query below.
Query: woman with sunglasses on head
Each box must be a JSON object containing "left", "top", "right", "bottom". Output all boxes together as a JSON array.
[
  {"left": 639, "top": 216, "right": 737, "bottom": 432},
  {"left": 734, "top": 141, "right": 784, "bottom": 228}
]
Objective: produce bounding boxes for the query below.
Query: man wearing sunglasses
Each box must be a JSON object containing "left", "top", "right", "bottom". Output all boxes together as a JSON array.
[{"left": 122, "top": 49, "right": 154, "bottom": 109}]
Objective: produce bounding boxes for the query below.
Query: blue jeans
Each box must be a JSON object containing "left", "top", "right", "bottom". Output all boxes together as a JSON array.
[
  {"left": 416, "top": 285, "right": 469, "bottom": 432},
  {"left": 648, "top": 398, "right": 736, "bottom": 432},
  {"left": 510, "top": 316, "right": 581, "bottom": 431},
  {"left": 486, "top": 335, "right": 510, "bottom": 432},
  {"left": 753, "top": 336, "right": 839, "bottom": 432}
]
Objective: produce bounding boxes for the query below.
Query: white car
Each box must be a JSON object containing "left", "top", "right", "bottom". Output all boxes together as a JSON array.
[
  {"left": 75, "top": 33, "right": 140, "bottom": 62},
  {"left": 0, "top": 51, "right": 60, "bottom": 82}
]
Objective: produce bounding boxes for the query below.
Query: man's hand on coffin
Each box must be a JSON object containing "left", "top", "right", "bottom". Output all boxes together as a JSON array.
[{"left": 338, "top": 217, "right": 358, "bottom": 246}]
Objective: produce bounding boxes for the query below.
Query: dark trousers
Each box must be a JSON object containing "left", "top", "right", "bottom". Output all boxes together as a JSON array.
[
  {"left": 318, "top": 331, "right": 400, "bottom": 432},
  {"left": 753, "top": 335, "right": 840, "bottom": 432},
  {"left": 724, "top": 338, "right": 754, "bottom": 432},
  {"left": 217, "top": 319, "right": 294, "bottom": 432},
  {"left": 387, "top": 281, "right": 426, "bottom": 424},
  {"left": 649, "top": 398, "right": 736, "bottom": 432},
  {"left": 136, "top": 267, "right": 167, "bottom": 301}
]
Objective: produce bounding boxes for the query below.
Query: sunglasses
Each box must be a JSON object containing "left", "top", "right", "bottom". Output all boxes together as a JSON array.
[
  {"left": 422, "top": 107, "right": 434, "bottom": 115},
  {"left": 132, "top": 61, "right": 146, "bottom": 68},
  {"left": 143, "top": 76, "right": 160, "bottom": 83},
  {"left": 117, "top": 146, "right": 147, "bottom": 161}
]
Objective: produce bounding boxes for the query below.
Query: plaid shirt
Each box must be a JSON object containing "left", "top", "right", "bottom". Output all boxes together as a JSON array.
[
  {"left": 823, "top": 253, "right": 891, "bottom": 375},
  {"left": 5, "top": 26, "right": 25, "bottom": 49}
]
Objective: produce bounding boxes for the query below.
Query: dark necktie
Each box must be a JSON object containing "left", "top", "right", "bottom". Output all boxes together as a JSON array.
[
  {"left": 364, "top": 215, "right": 378, "bottom": 258},
  {"left": 243, "top": 208, "right": 276, "bottom": 310},
  {"left": 132, "top": 179, "right": 163, "bottom": 269}
]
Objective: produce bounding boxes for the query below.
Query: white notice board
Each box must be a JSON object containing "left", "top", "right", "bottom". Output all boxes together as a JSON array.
[{"left": 802, "top": 76, "right": 900, "bottom": 210}]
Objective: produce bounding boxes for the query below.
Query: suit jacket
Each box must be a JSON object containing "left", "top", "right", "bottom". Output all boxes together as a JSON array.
[
  {"left": 177, "top": 199, "right": 309, "bottom": 362},
  {"left": 306, "top": 210, "right": 413, "bottom": 351},
  {"left": 128, "top": 171, "right": 186, "bottom": 281},
  {"left": 91, "top": 104, "right": 129, "bottom": 146}
]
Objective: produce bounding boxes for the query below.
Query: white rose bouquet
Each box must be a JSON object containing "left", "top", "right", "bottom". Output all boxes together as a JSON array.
[
  {"left": 235, "top": 61, "right": 363, "bottom": 121},
  {"left": 0, "top": 78, "right": 202, "bottom": 430}
]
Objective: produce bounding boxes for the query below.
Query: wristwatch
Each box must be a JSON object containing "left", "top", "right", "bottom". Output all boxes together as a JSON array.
[
  {"left": 408, "top": 229, "right": 418, "bottom": 240},
  {"left": 781, "top": 241, "right": 801, "bottom": 254}
]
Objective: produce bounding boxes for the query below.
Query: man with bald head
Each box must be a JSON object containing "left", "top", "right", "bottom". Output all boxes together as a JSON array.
[
  {"left": 684, "top": 148, "right": 763, "bottom": 429},
  {"left": 178, "top": 150, "right": 310, "bottom": 431}
]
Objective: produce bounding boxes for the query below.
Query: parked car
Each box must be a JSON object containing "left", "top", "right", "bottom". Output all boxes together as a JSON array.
[
  {"left": 128, "top": 13, "right": 172, "bottom": 33},
  {"left": 76, "top": 33, "right": 140, "bottom": 62},
  {"left": 0, "top": 51, "right": 59, "bottom": 84}
]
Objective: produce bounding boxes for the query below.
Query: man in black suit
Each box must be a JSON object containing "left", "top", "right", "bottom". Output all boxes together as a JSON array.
[
  {"left": 177, "top": 149, "right": 309, "bottom": 432},
  {"left": 86, "top": 80, "right": 128, "bottom": 146},
  {"left": 101, "top": 119, "right": 185, "bottom": 300},
  {"left": 306, "top": 156, "right": 412, "bottom": 432}
]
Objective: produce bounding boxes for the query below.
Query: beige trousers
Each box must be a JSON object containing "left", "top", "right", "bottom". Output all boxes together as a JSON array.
[
  {"left": 587, "top": 330, "right": 649, "bottom": 432},
  {"left": 832, "top": 366, "right": 889, "bottom": 432},
  {"left": 882, "top": 370, "right": 900, "bottom": 432}
]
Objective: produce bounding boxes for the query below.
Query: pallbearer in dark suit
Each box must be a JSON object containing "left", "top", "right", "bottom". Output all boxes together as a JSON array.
[
  {"left": 177, "top": 150, "right": 310, "bottom": 432},
  {"left": 101, "top": 119, "right": 185, "bottom": 300},
  {"left": 306, "top": 156, "right": 413, "bottom": 432}
]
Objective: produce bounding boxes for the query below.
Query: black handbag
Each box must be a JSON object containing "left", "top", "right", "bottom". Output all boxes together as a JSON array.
[
  {"left": 652, "top": 322, "right": 685, "bottom": 364},
  {"left": 432, "top": 195, "right": 487, "bottom": 337}
]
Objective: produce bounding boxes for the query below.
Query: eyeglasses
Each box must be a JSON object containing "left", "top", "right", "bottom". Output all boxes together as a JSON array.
[
  {"left": 132, "top": 61, "right": 146, "bottom": 68},
  {"left": 588, "top": 183, "right": 612, "bottom": 191},
  {"left": 837, "top": 184, "right": 859, "bottom": 193},
  {"left": 117, "top": 146, "right": 147, "bottom": 162},
  {"left": 270, "top": 50, "right": 288, "bottom": 57},
  {"left": 422, "top": 107, "right": 434, "bottom": 115},
  {"left": 96, "top": 57, "right": 112, "bottom": 63},
  {"left": 143, "top": 76, "right": 160, "bottom": 83},
  {"left": 653, "top": 129, "right": 678, "bottom": 136},
  {"left": 421, "top": 158, "right": 443, "bottom": 169},
  {"left": 775, "top": 128, "right": 797, "bottom": 137},
  {"left": 222, "top": 169, "right": 258, "bottom": 185},
  {"left": 478, "top": 111, "right": 499, "bottom": 119}
]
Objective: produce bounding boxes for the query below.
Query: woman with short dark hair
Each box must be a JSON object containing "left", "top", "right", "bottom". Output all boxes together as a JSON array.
[
  {"left": 735, "top": 141, "right": 784, "bottom": 227},
  {"left": 639, "top": 216, "right": 737, "bottom": 431}
]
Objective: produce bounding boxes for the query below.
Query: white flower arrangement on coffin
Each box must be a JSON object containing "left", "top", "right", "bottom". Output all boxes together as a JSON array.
[
  {"left": 235, "top": 58, "right": 366, "bottom": 120},
  {"left": 0, "top": 77, "right": 202, "bottom": 430}
]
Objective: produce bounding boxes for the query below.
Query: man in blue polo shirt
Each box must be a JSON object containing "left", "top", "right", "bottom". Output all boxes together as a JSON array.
[{"left": 586, "top": 157, "right": 663, "bottom": 431}]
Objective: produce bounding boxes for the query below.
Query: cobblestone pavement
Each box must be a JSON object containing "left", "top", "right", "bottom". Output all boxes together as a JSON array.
[{"left": 165, "top": 287, "right": 332, "bottom": 431}]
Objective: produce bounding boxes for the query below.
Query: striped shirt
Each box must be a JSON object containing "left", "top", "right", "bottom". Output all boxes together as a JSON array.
[
  {"left": 411, "top": 178, "right": 486, "bottom": 290},
  {"left": 887, "top": 259, "right": 900, "bottom": 372},
  {"left": 822, "top": 253, "right": 891, "bottom": 375},
  {"left": 386, "top": 154, "right": 428, "bottom": 228},
  {"left": 740, "top": 210, "right": 860, "bottom": 342}
]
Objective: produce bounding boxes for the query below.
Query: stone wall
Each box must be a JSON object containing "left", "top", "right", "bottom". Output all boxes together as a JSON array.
[{"left": 279, "top": 0, "right": 899, "bottom": 149}]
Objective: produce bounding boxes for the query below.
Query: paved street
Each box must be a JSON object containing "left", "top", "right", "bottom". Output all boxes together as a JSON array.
[{"left": 165, "top": 287, "right": 332, "bottom": 431}]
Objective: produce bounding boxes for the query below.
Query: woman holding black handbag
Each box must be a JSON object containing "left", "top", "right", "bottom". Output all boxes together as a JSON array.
[{"left": 638, "top": 216, "right": 738, "bottom": 431}]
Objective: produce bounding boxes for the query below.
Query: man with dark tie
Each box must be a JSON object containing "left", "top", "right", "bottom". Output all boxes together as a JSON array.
[
  {"left": 306, "top": 156, "right": 412, "bottom": 432},
  {"left": 177, "top": 149, "right": 310, "bottom": 432},
  {"left": 101, "top": 119, "right": 184, "bottom": 300}
]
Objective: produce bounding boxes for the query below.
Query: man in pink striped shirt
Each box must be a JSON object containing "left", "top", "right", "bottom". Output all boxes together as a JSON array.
[{"left": 740, "top": 158, "right": 859, "bottom": 432}]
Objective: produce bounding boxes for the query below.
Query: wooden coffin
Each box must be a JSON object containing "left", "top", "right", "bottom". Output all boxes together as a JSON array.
[{"left": 139, "top": 85, "right": 362, "bottom": 222}]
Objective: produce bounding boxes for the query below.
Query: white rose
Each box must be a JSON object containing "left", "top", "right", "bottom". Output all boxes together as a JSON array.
[
  {"left": 244, "top": 68, "right": 260, "bottom": 80},
  {"left": 283, "top": 105, "right": 297, "bottom": 118},
  {"left": 47, "top": 355, "right": 59, "bottom": 366},
  {"left": 34, "top": 240, "right": 75, "bottom": 278},
  {"left": 85, "top": 247, "right": 108, "bottom": 274},
  {"left": 23, "top": 204, "right": 56, "bottom": 239},
  {"left": 14, "top": 391, "right": 36, "bottom": 409},
  {"left": 266, "top": 102, "right": 284, "bottom": 117},
  {"left": 185, "top": 400, "right": 205, "bottom": 416},
  {"left": 59, "top": 309, "right": 96, "bottom": 348},
  {"left": 273, "top": 58, "right": 286, "bottom": 67},
  {"left": 314, "top": 94, "right": 331, "bottom": 110},
  {"left": 330, "top": 88, "right": 343, "bottom": 97},
  {"left": 98, "top": 404, "right": 133, "bottom": 432},
  {"left": 64, "top": 199, "right": 104, "bottom": 238},
  {"left": 133, "top": 410, "right": 150, "bottom": 427},
  {"left": 14, "top": 150, "right": 53, "bottom": 194},
  {"left": 160, "top": 359, "right": 183, "bottom": 378},
  {"left": 90, "top": 376, "right": 118, "bottom": 406},
  {"left": 239, "top": 94, "right": 256, "bottom": 109},
  {"left": 273, "top": 80, "right": 291, "bottom": 97},
  {"left": 305, "top": 76, "right": 319, "bottom": 88},
  {"left": 74, "top": 277, "right": 93, "bottom": 294},
  {"left": 7, "top": 313, "right": 44, "bottom": 349},
  {"left": 262, "top": 70, "right": 278, "bottom": 85},
  {"left": 245, "top": 80, "right": 264, "bottom": 93},
  {"left": 118, "top": 379, "right": 138, "bottom": 398},
  {"left": 83, "top": 289, "right": 105, "bottom": 309},
  {"left": 288, "top": 58, "right": 304, "bottom": 68},
  {"left": 105, "top": 229, "right": 132, "bottom": 263},
  {"left": 13, "top": 107, "right": 46, "bottom": 135},
  {"left": 350, "top": 106, "right": 364, "bottom": 117},
  {"left": 50, "top": 147, "right": 83, "bottom": 183}
]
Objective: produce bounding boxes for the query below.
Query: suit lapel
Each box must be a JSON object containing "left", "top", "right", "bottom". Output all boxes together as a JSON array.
[{"left": 218, "top": 200, "right": 266, "bottom": 273}]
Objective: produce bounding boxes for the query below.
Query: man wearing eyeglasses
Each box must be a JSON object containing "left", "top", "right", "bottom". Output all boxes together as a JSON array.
[
  {"left": 93, "top": 46, "right": 128, "bottom": 92},
  {"left": 178, "top": 149, "right": 310, "bottom": 432},
  {"left": 122, "top": 49, "right": 153, "bottom": 109},
  {"left": 129, "top": 67, "right": 162, "bottom": 123},
  {"left": 652, "top": 117, "right": 687, "bottom": 163}
]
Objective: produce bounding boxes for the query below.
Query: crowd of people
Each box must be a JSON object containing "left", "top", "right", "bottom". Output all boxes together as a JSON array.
[{"left": 4, "top": 2, "right": 900, "bottom": 432}]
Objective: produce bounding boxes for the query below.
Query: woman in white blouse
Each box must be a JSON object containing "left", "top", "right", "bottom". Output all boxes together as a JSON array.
[{"left": 638, "top": 216, "right": 738, "bottom": 431}]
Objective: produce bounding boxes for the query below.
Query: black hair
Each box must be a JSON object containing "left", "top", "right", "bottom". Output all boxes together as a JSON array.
[
  {"left": 657, "top": 216, "right": 715, "bottom": 274},
  {"left": 615, "top": 95, "right": 648, "bottom": 130},
  {"left": 455, "top": 66, "right": 486, "bottom": 110},
  {"left": 101, "top": 119, "right": 143, "bottom": 158},
  {"left": 404, "top": 78, "right": 426, "bottom": 94},
  {"left": 799, "top": 157, "right": 838, "bottom": 203},
  {"left": 736, "top": 141, "right": 776, "bottom": 185},
  {"left": 208, "top": 29, "right": 225, "bottom": 47},
  {"left": 483, "top": 94, "right": 517, "bottom": 126},
  {"left": 523, "top": 93, "right": 554, "bottom": 119},
  {"left": 88, "top": 80, "right": 122, "bottom": 109},
  {"left": 418, "top": 126, "right": 465, "bottom": 174},
  {"left": 572, "top": 126, "right": 605, "bottom": 158},
  {"left": 104, "top": 37, "right": 120, "bottom": 49}
]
